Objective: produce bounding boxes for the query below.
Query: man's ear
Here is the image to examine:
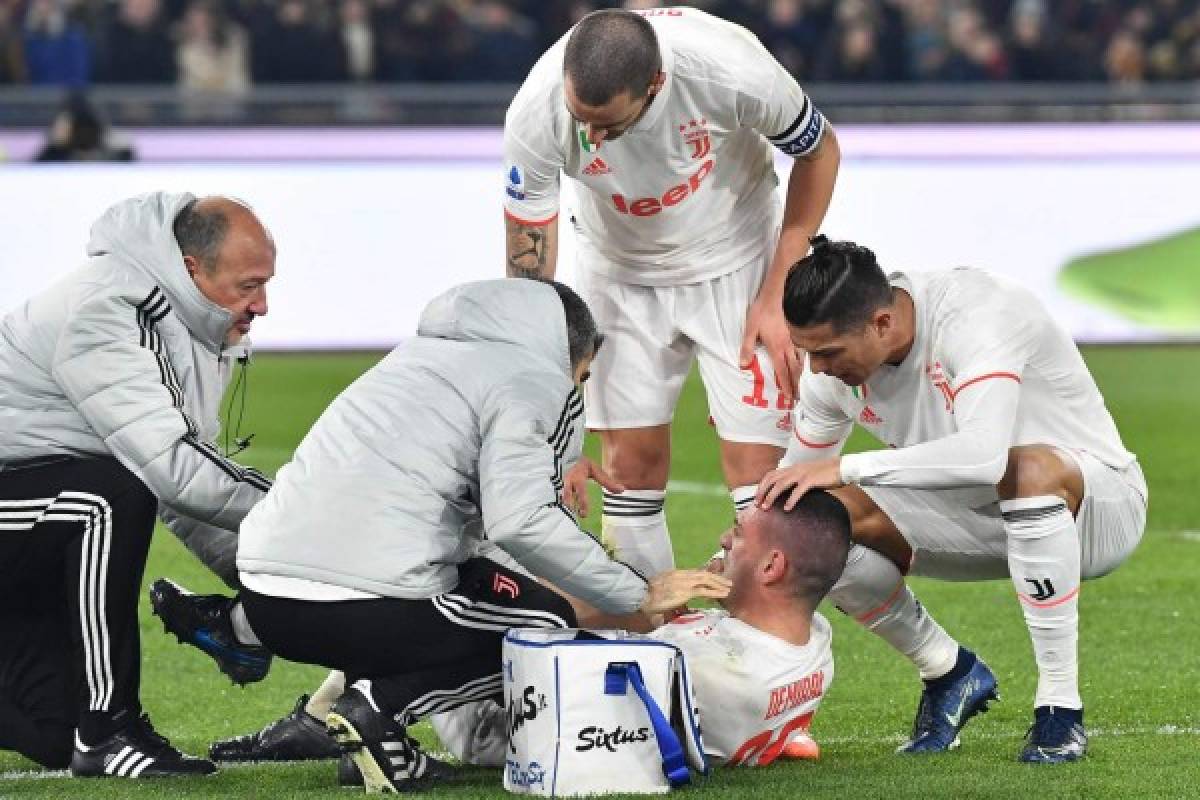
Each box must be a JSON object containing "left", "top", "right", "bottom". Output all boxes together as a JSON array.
[
  {"left": 872, "top": 307, "right": 893, "bottom": 339},
  {"left": 182, "top": 254, "right": 200, "bottom": 279},
  {"left": 761, "top": 549, "right": 788, "bottom": 585},
  {"left": 647, "top": 70, "right": 666, "bottom": 96}
]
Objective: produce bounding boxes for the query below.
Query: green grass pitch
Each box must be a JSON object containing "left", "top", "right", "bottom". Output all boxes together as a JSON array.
[{"left": 2, "top": 347, "right": 1198, "bottom": 799}]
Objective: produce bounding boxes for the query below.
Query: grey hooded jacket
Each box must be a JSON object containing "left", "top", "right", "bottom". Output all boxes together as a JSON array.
[
  {"left": 237, "top": 279, "right": 648, "bottom": 614},
  {"left": 0, "top": 192, "right": 269, "bottom": 584}
]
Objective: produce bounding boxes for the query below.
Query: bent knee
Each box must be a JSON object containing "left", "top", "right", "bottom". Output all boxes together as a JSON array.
[
  {"left": 600, "top": 434, "right": 670, "bottom": 489},
  {"left": 830, "top": 486, "right": 912, "bottom": 570},
  {"left": 997, "top": 445, "right": 1083, "bottom": 511}
]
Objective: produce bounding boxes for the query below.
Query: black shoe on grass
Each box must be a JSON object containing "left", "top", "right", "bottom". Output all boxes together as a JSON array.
[
  {"left": 209, "top": 694, "right": 340, "bottom": 762},
  {"left": 148, "top": 578, "right": 272, "bottom": 686},
  {"left": 70, "top": 710, "right": 216, "bottom": 778}
]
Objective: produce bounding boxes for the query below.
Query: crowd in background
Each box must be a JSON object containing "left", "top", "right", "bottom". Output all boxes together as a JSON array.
[{"left": 2, "top": 0, "right": 1199, "bottom": 91}]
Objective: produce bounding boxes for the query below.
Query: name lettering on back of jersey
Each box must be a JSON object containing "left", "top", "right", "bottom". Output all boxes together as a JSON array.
[
  {"left": 612, "top": 159, "right": 714, "bottom": 217},
  {"left": 680, "top": 118, "right": 711, "bottom": 160},
  {"left": 764, "top": 670, "right": 825, "bottom": 720}
]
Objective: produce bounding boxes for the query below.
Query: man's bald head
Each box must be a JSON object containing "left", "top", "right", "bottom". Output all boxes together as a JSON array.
[
  {"left": 175, "top": 196, "right": 275, "bottom": 344},
  {"left": 173, "top": 196, "right": 273, "bottom": 275}
]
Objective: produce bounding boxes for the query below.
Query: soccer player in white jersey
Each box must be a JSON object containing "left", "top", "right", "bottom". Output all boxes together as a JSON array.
[
  {"left": 755, "top": 237, "right": 1148, "bottom": 764},
  {"left": 503, "top": 8, "right": 840, "bottom": 577},
  {"left": 432, "top": 492, "right": 849, "bottom": 770}
]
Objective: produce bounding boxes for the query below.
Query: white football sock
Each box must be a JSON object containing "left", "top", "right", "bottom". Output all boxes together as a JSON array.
[
  {"left": 230, "top": 601, "right": 261, "bottom": 646},
  {"left": 729, "top": 484, "right": 757, "bottom": 517},
  {"left": 305, "top": 670, "right": 346, "bottom": 719},
  {"left": 827, "top": 545, "right": 960, "bottom": 681},
  {"left": 602, "top": 488, "right": 673, "bottom": 577},
  {"left": 1001, "top": 496, "right": 1082, "bottom": 710}
]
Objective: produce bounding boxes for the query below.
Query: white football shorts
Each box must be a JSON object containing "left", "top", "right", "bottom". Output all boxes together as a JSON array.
[
  {"left": 576, "top": 233, "right": 792, "bottom": 448},
  {"left": 862, "top": 451, "right": 1147, "bottom": 581}
]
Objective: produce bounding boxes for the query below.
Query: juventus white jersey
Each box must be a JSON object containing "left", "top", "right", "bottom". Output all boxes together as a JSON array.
[
  {"left": 653, "top": 609, "right": 832, "bottom": 766},
  {"left": 789, "top": 268, "right": 1140, "bottom": 489},
  {"left": 503, "top": 7, "right": 825, "bottom": 287}
]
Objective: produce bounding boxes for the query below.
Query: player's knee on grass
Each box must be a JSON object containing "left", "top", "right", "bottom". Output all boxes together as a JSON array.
[
  {"left": 997, "top": 445, "right": 1084, "bottom": 513},
  {"left": 0, "top": 710, "right": 73, "bottom": 769},
  {"left": 830, "top": 486, "right": 912, "bottom": 572},
  {"left": 29, "top": 725, "right": 73, "bottom": 770}
]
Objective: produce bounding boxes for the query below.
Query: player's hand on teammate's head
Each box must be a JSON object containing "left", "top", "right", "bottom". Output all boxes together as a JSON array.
[
  {"left": 561, "top": 456, "right": 625, "bottom": 517},
  {"left": 640, "top": 569, "right": 731, "bottom": 615},
  {"left": 756, "top": 459, "right": 845, "bottom": 511}
]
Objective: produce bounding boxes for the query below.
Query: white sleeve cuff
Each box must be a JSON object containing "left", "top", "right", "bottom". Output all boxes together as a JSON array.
[{"left": 839, "top": 454, "right": 863, "bottom": 485}]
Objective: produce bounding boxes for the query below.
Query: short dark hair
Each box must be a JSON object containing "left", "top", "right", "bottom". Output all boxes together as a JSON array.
[
  {"left": 173, "top": 199, "right": 229, "bottom": 273},
  {"left": 763, "top": 490, "right": 851, "bottom": 608},
  {"left": 547, "top": 280, "right": 603, "bottom": 369},
  {"left": 564, "top": 10, "right": 661, "bottom": 106},
  {"left": 782, "top": 236, "right": 893, "bottom": 334}
]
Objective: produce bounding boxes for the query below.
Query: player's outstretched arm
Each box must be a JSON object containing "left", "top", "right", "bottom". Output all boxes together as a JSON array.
[{"left": 505, "top": 213, "right": 559, "bottom": 280}]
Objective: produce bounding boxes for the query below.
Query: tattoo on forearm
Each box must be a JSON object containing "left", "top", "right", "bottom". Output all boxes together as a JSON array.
[{"left": 506, "top": 224, "right": 548, "bottom": 279}]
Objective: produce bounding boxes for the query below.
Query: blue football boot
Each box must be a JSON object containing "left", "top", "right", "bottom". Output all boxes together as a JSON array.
[
  {"left": 149, "top": 578, "right": 272, "bottom": 685},
  {"left": 1019, "top": 706, "right": 1087, "bottom": 764},
  {"left": 897, "top": 650, "right": 999, "bottom": 753}
]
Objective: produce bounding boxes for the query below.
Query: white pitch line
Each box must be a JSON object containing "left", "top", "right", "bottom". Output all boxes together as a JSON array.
[{"left": 666, "top": 479, "right": 729, "bottom": 497}]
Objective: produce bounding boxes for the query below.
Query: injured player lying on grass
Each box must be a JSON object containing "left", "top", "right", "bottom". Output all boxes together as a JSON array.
[{"left": 149, "top": 492, "right": 849, "bottom": 786}]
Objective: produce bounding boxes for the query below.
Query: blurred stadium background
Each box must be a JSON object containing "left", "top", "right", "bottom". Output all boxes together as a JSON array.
[{"left": 1, "top": 1, "right": 1197, "bottom": 797}]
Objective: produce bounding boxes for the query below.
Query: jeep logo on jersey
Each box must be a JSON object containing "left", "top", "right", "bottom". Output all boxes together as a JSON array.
[
  {"left": 611, "top": 159, "right": 714, "bottom": 217},
  {"left": 506, "top": 164, "right": 526, "bottom": 200},
  {"left": 575, "top": 725, "right": 651, "bottom": 752},
  {"left": 680, "top": 118, "right": 711, "bottom": 160}
]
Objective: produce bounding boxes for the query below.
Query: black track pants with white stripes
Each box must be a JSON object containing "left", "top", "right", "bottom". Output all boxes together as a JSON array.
[
  {"left": 241, "top": 557, "right": 577, "bottom": 723},
  {"left": 0, "top": 457, "right": 156, "bottom": 757}
]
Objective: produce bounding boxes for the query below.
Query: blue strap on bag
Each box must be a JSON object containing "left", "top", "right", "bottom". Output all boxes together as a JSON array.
[{"left": 604, "top": 662, "right": 691, "bottom": 788}]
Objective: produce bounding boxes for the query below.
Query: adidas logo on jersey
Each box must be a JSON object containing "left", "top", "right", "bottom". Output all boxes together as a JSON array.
[
  {"left": 582, "top": 157, "right": 612, "bottom": 176},
  {"left": 859, "top": 406, "right": 883, "bottom": 425}
]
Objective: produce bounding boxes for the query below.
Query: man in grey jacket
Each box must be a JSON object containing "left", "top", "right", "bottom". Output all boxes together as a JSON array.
[
  {"left": 0, "top": 192, "right": 275, "bottom": 777},
  {"left": 152, "top": 278, "right": 730, "bottom": 792}
]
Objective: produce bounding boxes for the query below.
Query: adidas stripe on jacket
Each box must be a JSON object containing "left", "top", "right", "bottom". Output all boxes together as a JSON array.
[{"left": 0, "top": 192, "right": 269, "bottom": 584}]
